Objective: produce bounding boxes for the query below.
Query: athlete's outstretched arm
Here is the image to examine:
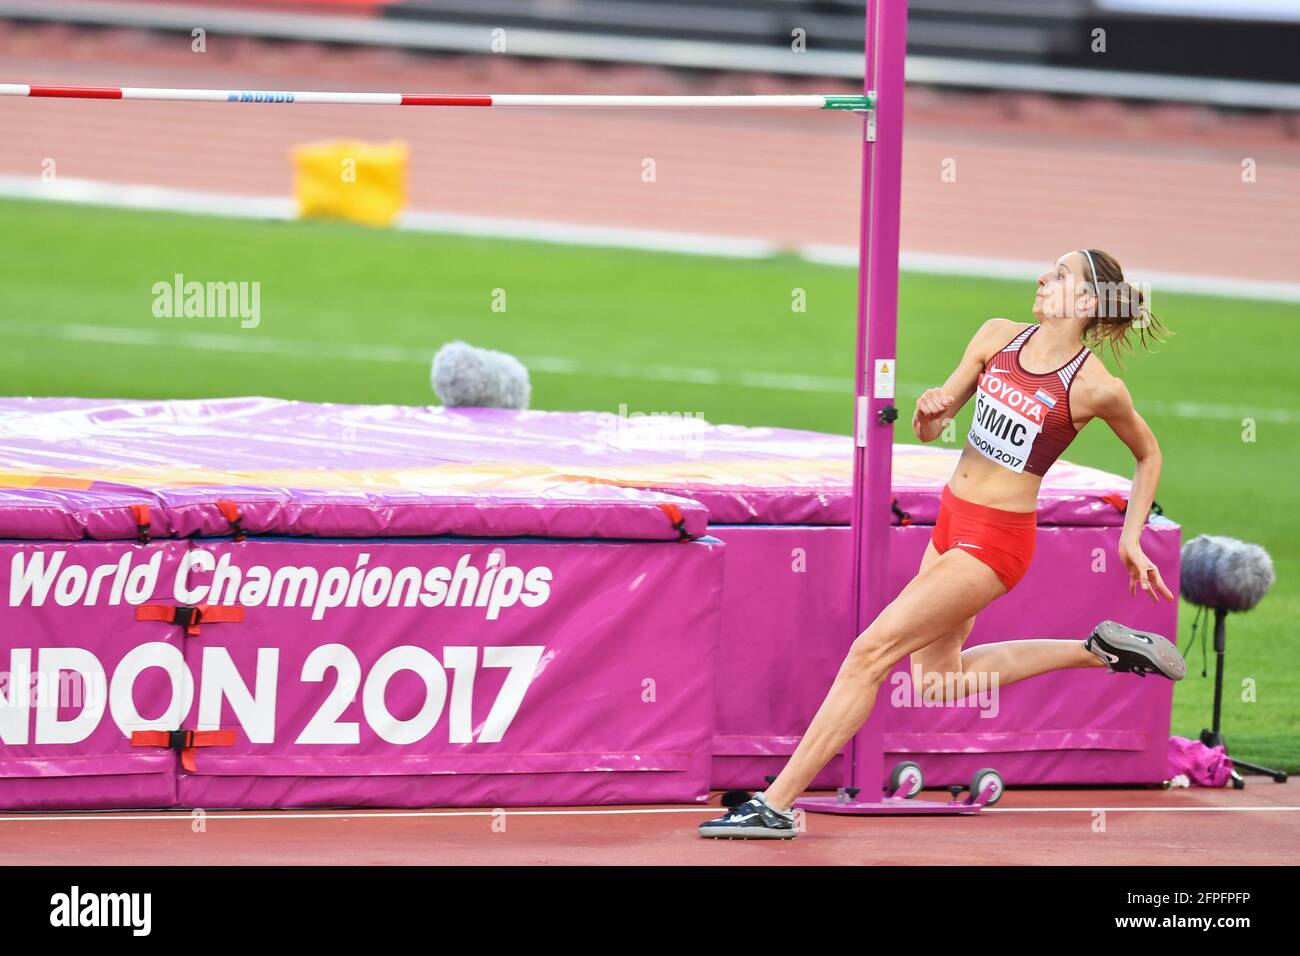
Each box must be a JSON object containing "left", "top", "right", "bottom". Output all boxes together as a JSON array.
[
  {"left": 912, "top": 318, "right": 1016, "bottom": 443},
  {"left": 1093, "top": 377, "right": 1175, "bottom": 602}
]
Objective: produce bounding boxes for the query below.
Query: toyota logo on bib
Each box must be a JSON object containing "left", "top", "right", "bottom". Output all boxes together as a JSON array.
[{"left": 978, "top": 373, "right": 1045, "bottom": 424}]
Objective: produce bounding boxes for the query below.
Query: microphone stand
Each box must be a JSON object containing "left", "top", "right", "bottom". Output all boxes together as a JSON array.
[{"left": 1198, "top": 607, "right": 1288, "bottom": 786}]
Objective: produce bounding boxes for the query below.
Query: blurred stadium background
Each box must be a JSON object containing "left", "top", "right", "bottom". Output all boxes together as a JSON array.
[{"left": 0, "top": 0, "right": 1296, "bottom": 770}]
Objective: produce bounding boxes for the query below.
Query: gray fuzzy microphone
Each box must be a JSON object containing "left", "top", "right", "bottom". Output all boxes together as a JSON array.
[
  {"left": 430, "top": 341, "right": 531, "bottom": 410},
  {"left": 1180, "top": 534, "right": 1274, "bottom": 613}
]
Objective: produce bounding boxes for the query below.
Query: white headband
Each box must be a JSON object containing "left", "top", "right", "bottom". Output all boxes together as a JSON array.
[
  {"left": 1077, "top": 248, "right": 1106, "bottom": 315},
  {"left": 1078, "top": 248, "right": 1102, "bottom": 293}
]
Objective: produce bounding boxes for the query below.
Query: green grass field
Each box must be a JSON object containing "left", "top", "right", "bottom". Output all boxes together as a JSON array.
[{"left": 2, "top": 198, "right": 1296, "bottom": 772}]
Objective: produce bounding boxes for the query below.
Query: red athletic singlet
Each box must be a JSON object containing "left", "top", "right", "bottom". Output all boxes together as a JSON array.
[{"left": 966, "top": 325, "right": 1091, "bottom": 477}]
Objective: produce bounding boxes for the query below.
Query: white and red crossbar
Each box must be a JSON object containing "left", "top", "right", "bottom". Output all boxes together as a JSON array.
[{"left": 0, "top": 84, "right": 873, "bottom": 110}]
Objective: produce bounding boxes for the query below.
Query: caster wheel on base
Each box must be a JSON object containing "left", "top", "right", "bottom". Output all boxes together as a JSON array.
[
  {"left": 888, "top": 760, "right": 924, "bottom": 799},
  {"left": 970, "top": 767, "right": 1003, "bottom": 806}
]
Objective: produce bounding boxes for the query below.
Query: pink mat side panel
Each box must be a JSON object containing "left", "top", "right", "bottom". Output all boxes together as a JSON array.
[
  {"left": 0, "top": 537, "right": 722, "bottom": 809},
  {"left": 709, "top": 520, "right": 1179, "bottom": 790},
  {"left": 0, "top": 541, "right": 189, "bottom": 809}
]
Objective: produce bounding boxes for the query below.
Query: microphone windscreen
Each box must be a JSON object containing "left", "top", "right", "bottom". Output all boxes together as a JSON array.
[
  {"left": 1180, "top": 534, "right": 1274, "bottom": 612},
  {"left": 431, "top": 341, "right": 531, "bottom": 410}
]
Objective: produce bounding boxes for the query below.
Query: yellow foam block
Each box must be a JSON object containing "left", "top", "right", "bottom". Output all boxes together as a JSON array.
[{"left": 292, "top": 139, "right": 408, "bottom": 227}]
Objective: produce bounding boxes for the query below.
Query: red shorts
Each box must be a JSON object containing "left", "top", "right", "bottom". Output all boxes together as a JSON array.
[{"left": 930, "top": 486, "right": 1037, "bottom": 592}]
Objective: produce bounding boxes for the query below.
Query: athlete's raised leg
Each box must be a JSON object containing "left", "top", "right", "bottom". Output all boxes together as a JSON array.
[
  {"left": 910, "top": 614, "right": 1181, "bottom": 703},
  {"left": 907, "top": 562, "right": 1100, "bottom": 704},
  {"left": 908, "top": 541, "right": 1168, "bottom": 702}
]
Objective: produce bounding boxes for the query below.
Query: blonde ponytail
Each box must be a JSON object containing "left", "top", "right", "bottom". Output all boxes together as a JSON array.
[{"left": 1079, "top": 251, "right": 1172, "bottom": 367}]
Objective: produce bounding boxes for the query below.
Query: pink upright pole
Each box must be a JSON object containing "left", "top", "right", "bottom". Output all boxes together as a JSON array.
[{"left": 846, "top": 0, "right": 907, "bottom": 795}]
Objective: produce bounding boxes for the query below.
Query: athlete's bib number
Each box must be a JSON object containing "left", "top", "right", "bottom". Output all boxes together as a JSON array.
[{"left": 967, "top": 377, "right": 1045, "bottom": 474}]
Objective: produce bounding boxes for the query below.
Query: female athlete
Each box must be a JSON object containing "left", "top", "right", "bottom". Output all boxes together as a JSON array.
[{"left": 700, "top": 249, "right": 1186, "bottom": 839}]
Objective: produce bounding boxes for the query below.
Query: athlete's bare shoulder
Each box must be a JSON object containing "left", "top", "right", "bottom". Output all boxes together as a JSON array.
[
  {"left": 1070, "top": 351, "right": 1131, "bottom": 423},
  {"left": 1072, "top": 348, "right": 1115, "bottom": 391},
  {"left": 980, "top": 317, "right": 1029, "bottom": 336},
  {"left": 967, "top": 317, "right": 1029, "bottom": 362}
]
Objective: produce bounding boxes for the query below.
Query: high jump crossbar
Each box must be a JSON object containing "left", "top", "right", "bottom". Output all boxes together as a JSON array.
[{"left": 0, "top": 85, "right": 873, "bottom": 110}]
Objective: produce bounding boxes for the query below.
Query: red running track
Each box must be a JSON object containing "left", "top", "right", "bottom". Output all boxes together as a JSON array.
[{"left": 3, "top": 782, "right": 1297, "bottom": 865}]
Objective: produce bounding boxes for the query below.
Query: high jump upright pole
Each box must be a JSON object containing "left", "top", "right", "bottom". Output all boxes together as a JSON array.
[{"left": 845, "top": 0, "right": 907, "bottom": 798}]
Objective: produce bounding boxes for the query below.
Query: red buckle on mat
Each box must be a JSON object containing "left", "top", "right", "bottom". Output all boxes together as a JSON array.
[
  {"left": 1101, "top": 494, "right": 1129, "bottom": 513},
  {"left": 135, "top": 603, "right": 244, "bottom": 637},
  {"left": 129, "top": 503, "right": 151, "bottom": 544},
  {"left": 131, "top": 728, "right": 236, "bottom": 772},
  {"left": 216, "top": 499, "right": 247, "bottom": 541},
  {"left": 656, "top": 503, "right": 694, "bottom": 541},
  {"left": 891, "top": 498, "right": 913, "bottom": 526}
]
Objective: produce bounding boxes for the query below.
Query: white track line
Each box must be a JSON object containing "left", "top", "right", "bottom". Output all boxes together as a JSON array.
[
  {"left": 0, "top": 808, "right": 716, "bottom": 822},
  {"left": 984, "top": 806, "right": 1300, "bottom": 813},
  {"left": 0, "top": 320, "right": 852, "bottom": 394},
  {"left": 2, "top": 175, "right": 1299, "bottom": 418},
  {"left": 0, "top": 174, "right": 297, "bottom": 221},
  {"left": 0, "top": 805, "right": 1296, "bottom": 823},
  {"left": 5, "top": 319, "right": 1298, "bottom": 424},
  {"left": 5, "top": 174, "right": 1300, "bottom": 304}
]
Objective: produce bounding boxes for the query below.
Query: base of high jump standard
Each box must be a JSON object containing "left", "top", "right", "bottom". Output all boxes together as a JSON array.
[{"left": 795, "top": 761, "right": 1004, "bottom": 817}]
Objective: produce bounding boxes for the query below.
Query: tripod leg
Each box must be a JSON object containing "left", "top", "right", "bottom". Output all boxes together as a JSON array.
[{"left": 1230, "top": 759, "right": 1289, "bottom": 783}]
